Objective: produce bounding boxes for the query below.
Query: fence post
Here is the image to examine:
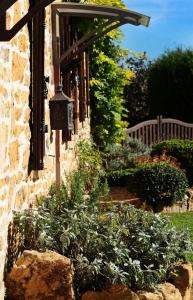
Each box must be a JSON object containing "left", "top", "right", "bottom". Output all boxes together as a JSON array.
[
  {"left": 157, "top": 115, "right": 160, "bottom": 143},
  {"left": 159, "top": 115, "right": 163, "bottom": 141},
  {"left": 157, "top": 115, "right": 163, "bottom": 142}
]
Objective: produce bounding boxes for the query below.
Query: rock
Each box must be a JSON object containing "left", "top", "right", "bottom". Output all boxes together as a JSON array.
[
  {"left": 6, "top": 250, "right": 74, "bottom": 300},
  {"left": 137, "top": 290, "right": 163, "bottom": 300},
  {"left": 81, "top": 284, "right": 139, "bottom": 300},
  {"left": 169, "top": 263, "right": 193, "bottom": 300},
  {"left": 158, "top": 282, "right": 182, "bottom": 300}
]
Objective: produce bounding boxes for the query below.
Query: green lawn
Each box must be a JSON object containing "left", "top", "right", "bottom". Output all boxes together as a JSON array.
[{"left": 165, "top": 212, "right": 193, "bottom": 262}]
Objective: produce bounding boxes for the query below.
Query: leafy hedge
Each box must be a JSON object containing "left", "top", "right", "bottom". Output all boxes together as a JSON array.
[
  {"left": 9, "top": 171, "right": 191, "bottom": 299},
  {"left": 105, "top": 168, "right": 136, "bottom": 186},
  {"left": 151, "top": 139, "right": 193, "bottom": 185},
  {"left": 128, "top": 162, "right": 188, "bottom": 211}
]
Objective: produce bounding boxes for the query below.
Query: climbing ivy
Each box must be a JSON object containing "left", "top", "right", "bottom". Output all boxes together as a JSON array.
[
  {"left": 69, "top": 0, "right": 133, "bottom": 148},
  {"left": 89, "top": 38, "right": 131, "bottom": 148}
]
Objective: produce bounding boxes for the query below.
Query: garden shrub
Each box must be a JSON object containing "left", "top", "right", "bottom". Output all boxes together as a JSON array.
[
  {"left": 103, "top": 138, "right": 150, "bottom": 172},
  {"left": 103, "top": 139, "right": 150, "bottom": 187},
  {"left": 77, "top": 139, "right": 105, "bottom": 191},
  {"left": 105, "top": 168, "right": 136, "bottom": 186},
  {"left": 124, "top": 137, "right": 150, "bottom": 155},
  {"left": 128, "top": 162, "right": 188, "bottom": 211},
  {"left": 151, "top": 139, "right": 193, "bottom": 185},
  {"left": 9, "top": 170, "right": 191, "bottom": 299}
]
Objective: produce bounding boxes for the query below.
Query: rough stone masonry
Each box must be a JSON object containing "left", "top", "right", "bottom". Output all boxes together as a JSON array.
[{"left": 0, "top": 1, "right": 90, "bottom": 298}]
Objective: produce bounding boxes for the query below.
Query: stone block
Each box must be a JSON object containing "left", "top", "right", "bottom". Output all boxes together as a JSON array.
[
  {"left": 0, "top": 84, "right": 8, "bottom": 98},
  {"left": 12, "top": 52, "right": 27, "bottom": 82},
  {"left": 0, "top": 66, "right": 11, "bottom": 82},
  {"left": 18, "top": 34, "right": 29, "bottom": 52},
  {"left": 0, "top": 191, "right": 6, "bottom": 202},
  {"left": 0, "top": 48, "right": 10, "bottom": 62},
  {"left": 12, "top": 89, "right": 20, "bottom": 104},
  {"left": 14, "top": 185, "right": 29, "bottom": 209},
  {"left": 0, "top": 207, "right": 4, "bottom": 219},
  {"left": 6, "top": 250, "right": 74, "bottom": 300},
  {"left": 0, "top": 124, "right": 8, "bottom": 167},
  {"left": 0, "top": 178, "right": 6, "bottom": 189},
  {"left": 0, "top": 123, "right": 9, "bottom": 145},
  {"left": 137, "top": 291, "right": 163, "bottom": 300},
  {"left": 6, "top": 10, "right": 12, "bottom": 30},
  {"left": 22, "top": 147, "right": 30, "bottom": 169},
  {"left": 13, "top": 124, "right": 23, "bottom": 137},
  {"left": 13, "top": 1, "right": 21, "bottom": 26},
  {"left": 169, "top": 263, "right": 193, "bottom": 300},
  {"left": 81, "top": 285, "right": 139, "bottom": 300},
  {"left": 158, "top": 282, "right": 182, "bottom": 300},
  {"left": 24, "top": 71, "right": 30, "bottom": 86},
  {"left": 0, "top": 103, "right": 10, "bottom": 119},
  {"left": 14, "top": 107, "right": 23, "bottom": 121},
  {"left": 21, "top": 91, "right": 29, "bottom": 105},
  {"left": 23, "top": 106, "right": 31, "bottom": 122},
  {"left": 8, "top": 175, "right": 16, "bottom": 202},
  {"left": 8, "top": 140, "right": 19, "bottom": 170}
]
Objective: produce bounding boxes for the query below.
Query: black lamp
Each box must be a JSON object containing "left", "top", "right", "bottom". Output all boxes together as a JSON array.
[{"left": 49, "top": 85, "right": 73, "bottom": 130}]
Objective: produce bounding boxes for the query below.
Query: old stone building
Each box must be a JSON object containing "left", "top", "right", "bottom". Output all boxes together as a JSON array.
[
  {"left": 0, "top": 1, "right": 91, "bottom": 297},
  {"left": 0, "top": 1, "right": 150, "bottom": 298}
]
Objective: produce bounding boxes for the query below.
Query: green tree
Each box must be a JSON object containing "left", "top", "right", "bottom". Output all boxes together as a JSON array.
[
  {"left": 124, "top": 52, "right": 151, "bottom": 126},
  {"left": 148, "top": 47, "right": 193, "bottom": 122}
]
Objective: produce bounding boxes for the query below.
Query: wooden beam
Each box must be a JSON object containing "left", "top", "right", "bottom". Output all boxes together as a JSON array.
[{"left": 0, "top": 0, "right": 54, "bottom": 41}]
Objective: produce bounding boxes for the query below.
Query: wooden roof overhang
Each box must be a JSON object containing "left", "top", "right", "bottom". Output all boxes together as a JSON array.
[
  {"left": 51, "top": 2, "right": 150, "bottom": 66},
  {"left": 0, "top": 1, "right": 150, "bottom": 58}
]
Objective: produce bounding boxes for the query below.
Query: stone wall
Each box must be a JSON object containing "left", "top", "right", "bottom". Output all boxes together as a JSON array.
[{"left": 0, "top": 1, "right": 90, "bottom": 298}]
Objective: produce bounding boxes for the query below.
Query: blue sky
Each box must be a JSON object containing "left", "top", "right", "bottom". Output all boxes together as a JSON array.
[{"left": 121, "top": 0, "right": 193, "bottom": 60}]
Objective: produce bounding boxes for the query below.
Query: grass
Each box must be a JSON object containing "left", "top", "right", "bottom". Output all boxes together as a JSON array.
[{"left": 164, "top": 212, "right": 193, "bottom": 262}]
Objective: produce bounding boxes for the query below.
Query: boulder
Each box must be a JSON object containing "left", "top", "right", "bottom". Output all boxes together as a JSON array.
[
  {"left": 158, "top": 282, "right": 182, "bottom": 300},
  {"left": 81, "top": 284, "right": 139, "bottom": 300},
  {"left": 169, "top": 263, "right": 193, "bottom": 300},
  {"left": 136, "top": 291, "right": 163, "bottom": 300},
  {"left": 6, "top": 250, "right": 74, "bottom": 300}
]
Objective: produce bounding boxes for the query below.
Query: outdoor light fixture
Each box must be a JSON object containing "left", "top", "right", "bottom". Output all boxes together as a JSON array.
[{"left": 49, "top": 85, "right": 73, "bottom": 131}]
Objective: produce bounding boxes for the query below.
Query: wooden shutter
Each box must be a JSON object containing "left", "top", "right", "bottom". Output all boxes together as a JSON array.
[{"left": 29, "top": 5, "right": 46, "bottom": 170}]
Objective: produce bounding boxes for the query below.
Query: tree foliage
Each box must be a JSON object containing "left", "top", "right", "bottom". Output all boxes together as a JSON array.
[
  {"left": 148, "top": 47, "right": 193, "bottom": 122},
  {"left": 78, "top": 0, "right": 132, "bottom": 148},
  {"left": 123, "top": 52, "right": 151, "bottom": 126},
  {"left": 66, "top": 0, "right": 133, "bottom": 147},
  {"left": 89, "top": 38, "right": 130, "bottom": 147}
]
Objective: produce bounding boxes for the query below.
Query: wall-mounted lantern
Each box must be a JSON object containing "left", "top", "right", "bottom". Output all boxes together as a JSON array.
[{"left": 49, "top": 85, "right": 73, "bottom": 130}]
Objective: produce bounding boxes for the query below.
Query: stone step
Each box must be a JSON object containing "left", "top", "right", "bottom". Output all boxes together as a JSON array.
[
  {"left": 110, "top": 187, "right": 136, "bottom": 200},
  {"left": 101, "top": 198, "right": 144, "bottom": 209},
  {"left": 107, "top": 186, "right": 144, "bottom": 209},
  {"left": 110, "top": 187, "right": 129, "bottom": 193},
  {"left": 110, "top": 194, "right": 131, "bottom": 200}
]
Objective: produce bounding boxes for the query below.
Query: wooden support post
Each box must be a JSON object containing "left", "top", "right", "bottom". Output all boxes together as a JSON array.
[{"left": 54, "top": 38, "right": 61, "bottom": 189}]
